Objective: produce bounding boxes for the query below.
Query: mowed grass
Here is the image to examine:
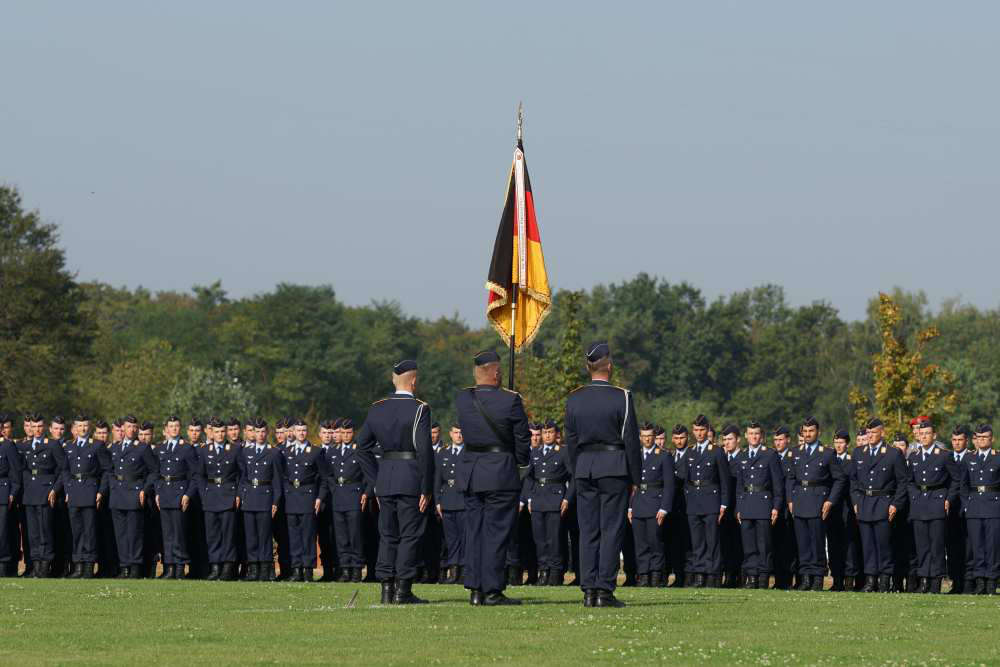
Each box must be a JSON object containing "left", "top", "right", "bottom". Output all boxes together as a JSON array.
[{"left": 1, "top": 579, "right": 998, "bottom": 665}]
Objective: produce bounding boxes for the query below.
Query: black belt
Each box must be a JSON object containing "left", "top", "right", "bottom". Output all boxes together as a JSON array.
[
  {"left": 579, "top": 443, "right": 624, "bottom": 453},
  {"left": 335, "top": 477, "right": 362, "bottom": 486},
  {"left": 743, "top": 485, "right": 771, "bottom": 493},
  {"left": 206, "top": 477, "right": 234, "bottom": 485},
  {"left": 686, "top": 481, "right": 718, "bottom": 490},
  {"left": 974, "top": 484, "right": 1000, "bottom": 493},
  {"left": 289, "top": 480, "right": 315, "bottom": 489},
  {"left": 160, "top": 475, "right": 188, "bottom": 483},
  {"left": 115, "top": 474, "right": 144, "bottom": 482},
  {"left": 916, "top": 483, "right": 946, "bottom": 493},
  {"left": 465, "top": 445, "right": 511, "bottom": 454},
  {"left": 30, "top": 469, "right": 55, "bottom": 476},
  {"left": 383, "top": 451, "right": 416, "bottom": 460},
  {"left": 72, "top": 473, "right": 99, "bottom": 482},
  {"left": 536, "top": 477, "right": 567, "bottom": 486},
  {"left": 864, "top": 488, "right": 890, "bottom": 497},
  {"left": 799, "top": 481, "right": 830, "bottom": 490},
  {"left": 248, "top": 478, "right": 272, "bottom": 487},
  {"left": 639, "top": 482, "right": 663, "bottom": 492}
]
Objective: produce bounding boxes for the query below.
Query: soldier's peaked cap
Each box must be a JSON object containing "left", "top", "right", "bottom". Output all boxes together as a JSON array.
[
  {"left": 393, "top": 359, "right": 418, "bottom": 374},
  {"left": 473, "top": 350, "right": 500, "bottom": 366},
  {"left": 341, "top": 418, "right": 354, "bottom": 429},
  {"left": 975, "top": 423, "right": 993, "bottom": 435},
  {"left": 866, "top": 418, "right": 883, "bottom": 429},
  {"left": 585, "top": 342, "right": 610, "bottom": 363},
  {"left": 834, "top": 429, "right": 850, "bottom": 441}
]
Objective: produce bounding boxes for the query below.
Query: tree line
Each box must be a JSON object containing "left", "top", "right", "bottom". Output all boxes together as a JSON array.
[{"left": 2, "top": 184, "right": 996, "bottom": 436}]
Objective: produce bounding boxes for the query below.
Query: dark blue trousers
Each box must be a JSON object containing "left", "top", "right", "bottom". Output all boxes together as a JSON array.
[
  {"left": 286, "top": 512, "right": 316, "bottom": 568},
  {"left": 0, "top": 503, "right": 12, "bottom": 563},
  {"left": 686, "top": 513, "right": 721, "bottom": 575},
  {"left": 159, "top": 508, "right": 188, "bottom": 564},
  {"left": 25, "top": 504, "right": 55, "bottom": 561},
  {"left": 532, "top": 510, "right": 564, "bottom": 571},
  {"left": 631, "top": 517, "right": 664, "bottom": 575},
  {"left": 740, "top": 519, "right": 773, "bottom": 576},
  {"left": 967, "top": 518, "right": 1000, "bottom": 579},
  {"left": 794, "top": 516, "right": 827, "bottom": 576},
  {"left": 947, "top": 512, "right": 971, "bottom": 585},
  {"left": 111, "top": 509, "right": 144, "bottom": 567},
  {"left": 464, "top": 490, "right": 517, "bottom": 594},
  {"left": 333, "top": 510, "right": 363, "bottom": 568},
  {"left": 317, "top": 503, "right": 336, "bottom": 572},
  {"left": 376, "top": 495, "right": 425, "bottom": 581},
  {"left": 204, "top": 510, "right": 236, "bottom": 563},
  {"left": 68, "top": 507, "right": 98, "bottom": 562},
  {"left": 441, "top": 510, "right": 465, "bottom": 567},
  {"left": 912, "top": 518, "right": 947, "bottom": 577},
  {"left": 576, "top": 476, "right": 628, "bottom": 592},
  {"left": 242, "top": 511, "right": 273, "bottom": 563},
  {"left": 859, "top": 520, "right": 893, "bottom": 576}
]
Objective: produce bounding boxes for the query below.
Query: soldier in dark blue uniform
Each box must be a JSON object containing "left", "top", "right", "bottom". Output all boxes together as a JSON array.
[
  {"left": 850, "top": 419, "right": 908, "bottom": 592},
  {"left": 682, "top": 415, "right": 732, "bottom": 589},
  {"left": 733, "top": 421, "right": 785, "bottom": 589},
  {"left": 786, "top": 416, "right": 847, "bottom": 591},
  {"left": 960, "top": 424, "right": 1000, "bottom": 594},
  {"left": 237, "top": 417, "right": 283, "bottom": 581},
  {"left": 315, "top": 418, "right": 340, "bottom": 582},
  {"left": 454, "top": 351, "right": 531, "bottom": 606},
  {"left": 906, "top": 419, "right": 960, "bottom": 593},
  {"left": 108, "top": 416, "right": 156, "bottom": 578},
  {"left": 418, "top": 420, "right": 445, "bottom": 584},
  {"left": 47, "top": 416, "right": 72, "bottom": 577},
  {"left": 196, "top": 418, "right": 241, "bottom": 581},
  {"left": 136, "top": 422, "right": 162, "bottom": 578},
  {"left": 92, "top": 420, "right": 118, "bottom": 578},
  {"left": 435, "top": 425, "right": 465, "bottom": 584},
  {"left": 154, "top": 416, "right": 198, "bottom": 579},
  {"left": 720, "top": 425, "right": 743, "bottom": 587},
  {"left": 947, "top": 425, "right": 973, "bottom": 594},
  {"left": 524, "top": 420, "right": 575, "bottom": 586},
  {"left": 666, "top": 424, "right": 692, "bottom": 587},
  {"left": 0, "top": 413, "right": 24, "bottom": 575},
  {"left": 564, "top": 343, "right": 641, "bottom": 608},
  {"left": 827, "top": 429, "right": 861, "bottom": 591},
  {"left": 771, "top": 426, "right": 797, "bottom": 589},
  {"left": 271, "top": 418, "right": 292, "bottom": 581},
  {"left": 356, "top": 359, "right": 435, "bottom": 605},
  {"left": 281, "top": 418, "right": 325, "bottom": 583},
  {"left": 324, "top": 417, "right": 369, "bottom": 584},
  {"left": 63, "top": 415, "right": 110, "bottom": 578},
  {"left": 628, "top": 423, "right": 674, "bottom": 587},
  {"left": 17, "top": 413, "right": 66, "bottom": 577}
]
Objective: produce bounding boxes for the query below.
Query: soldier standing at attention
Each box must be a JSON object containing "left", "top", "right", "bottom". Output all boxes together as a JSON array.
[
  {"left": 787, "top": 416, "right": 847, "bottom": 591},
  {"left": 356, "top": 359, "right": 435, "bottom": 605},
  {"left": 272, "top": 418, "right": 292, "bottom": 581},
  {"left": 771, "top": 424, "right": 797, "bottom": 588},
  {"left": 947, "top": 425, "right": 973, "bottom": 594},
  {"left": 826, "top": 429, "right": 860, "bottom": 591},
  {"left": 524, "top": 419, "right": 575, "bottom": 586},
  {"left": 850, "top": 419, "right": 908, "bottom": 593},
  {"left": 907, "top": 419, "right": 960, "bottom": 594},
  {"left": 237, "top": 417, "right": 283, "bottom": 581},
  {"left": 564, "top": 343, "right": 641, "bottom": 608},
  {"left": 960, "top": 424, "right": 1000, "bottom": 594},
  {"left": 63, "top": 415, "right": 110, "bottom": 579},
  {"left": 733, "top": 421, "right": 784, "bottom": 589},
  {"left": 325, "top": 418, "right": 368, "bottom": 584},
  {"left": 154, "top": 416, "right": 197, "bottom": 579},
  {"left": 18, "top": 414, "right": 66, "bottom": 577},
  {"left": 454, "top": 350, "right": 531, "bottom": 606},
  {"left": 436, "top": 425, "right": 466, "bottom": 584},
  {"left": 419, "top": 420, "right": 445, "bottom": 584},
  {"left": 0, "top": 414, "right": 23, "bottom": 576},
  {"left": 109, "top": 416, "right": 156, "bottom": 578},
  {"left": 280, "top": 418, "right": 325, "bottom": 583},
  {"left": 682, "top": 415, "right": 731, "bottom": 589},
  {"left": 316, "top": 419, "right": 339, "bottom": 582},
  {"left": 720, "top": 425, "right": 743, "bottom": 587},
  {"left": 667, "top": 424, "right": 691, "bottom": 588},
  {"left": 93, "top": 419, "right": 117, "bottom": 578},
  {"left": 628, "top": 423, "right": 673, "bottom": 588},
  {"left": 198, "top": 418, "right": 241, "bottom": 581}
]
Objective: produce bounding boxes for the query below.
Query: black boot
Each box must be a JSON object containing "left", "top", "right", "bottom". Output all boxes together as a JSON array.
[
  {"left": 861, "top": 576, "right": 876, "bottom": 592},
  {"left": 394, "top": 579, "right": 427, "bottom": 604},
  {"left": 594, "top": 589, "right": 625, "bottom": 608},
  {"left": 35, "top": 561, "right": 49, "bottom": 578},
  {"left": 455, "top": 566, "right": 464, "bottom": 585},
  {"left": 670, "top": 572, "right": 686, "bottom": 588},
  {"left": 206, "top": 564, "right": 221, "bottom": 581},
  {"left": 986, "top": 578, "right": 997, "bottom": 595},
  {"left": 906, "top": 575, "right": 921, "bottom": 593},
  {"left": 690, "top": 573, "right": 704, "bottom": 588},
  {"left": 636, "top": 574, "right": 649, "bottom": 588},
  {"left": 483, "top": 590, "right": 521, "bottom": 606},
  {"left": 796, "top": 574, "right": 811, "bottom": 591},
  {"left": 507, "top": 566, "right": 522, "bottom": 586},
  {"left": 878, "top": 575, "right": 892, "bottom": 592},
  {"left": 244, "top": 563, "right": 258, "bottom": 581},
  {"left": 117, "top": 566, "right": 130, "bottom": 579},
  {"left": 337, "top": 567, "right": 351, "bottom": 582},
  {"left": 830, "top": 576, "right": 844, "bottom": 592},
  {"left": 948, "top": 578, "right": 964, "bottom": 595},
  {"left": 650, "top": 571, "right": 662, "bottom": 588},
  {"left": 811, "top": 575, "right": 824, "bottom": 592},
  {"left": 757, "top": 575, "right": 770, "bottom": 589},
  {"left": 917, "top": 577, "right": 929, "bottom": 594},
  {"left": 67, "top": 562, "right": 83, "bottom": 579},
  {"left": 536, "top": 569, "right": 548, "bottom": 586},
  {"left": 221, "top": 563, "right": 236, "bottom": 581},
  {"left": 303, "top": 568, "right": 315, "bottom": 583},
  {"left": 470, "top": 589, "right": 484, "bottom": 606},
  {"left": 129, "top": 565, "right": 143, "bottom": 579},
  {"left": 381, "top": 580, "right": 396, "bottom": 604},
  {"left": 583, "top": 589, "right": 596, "bottom": 607},
  {"left": 929, "top": 577, "right": 942, "bottom": 594},
  {"left": 350, "top": 567, "right": 361, "bottom": 583},
  {"left": 550, "top": 570, "right": 564, "bottom": 586},
  {"left": 261, "top": 563, "right": 276, "bottom": 582},
  {"left": 743, "top": 575, "right": 757, "bottom": 589}
]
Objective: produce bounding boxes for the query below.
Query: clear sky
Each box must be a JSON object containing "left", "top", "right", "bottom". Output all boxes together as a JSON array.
[{"left": 3, "top": 3, "right": 997, "bottom": 324}]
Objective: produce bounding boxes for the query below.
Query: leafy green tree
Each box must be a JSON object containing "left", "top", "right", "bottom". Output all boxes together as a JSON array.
[{"left": 166, "top": 362, "right": 258, "bottom": 421}]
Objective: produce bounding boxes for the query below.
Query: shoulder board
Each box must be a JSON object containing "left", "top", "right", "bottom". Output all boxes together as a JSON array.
[
  {"left": 569, "top": 385, "right": 587, "bottom": 394},
  {"left": 44, "top": 438, "right": 49, "bottom": 444},
  {"left": 933, "top": 448, "right": 940, "bottom": 455},
  {"left": 881, "top": 447, "right": 886, "bottom": 455},
  {"left": 267, "top": 444, "right": 272, "bottom": 449},
  {"left": 846, "top": 454, "right": 852, "bottom": 461},
  {"left": 306, "top": 446, "right": 312, "bottom": 453},
  {"left": 499, "top": 387, "right": 519, "bottom": 396},
  {"left": 352, "top": 443, "right": 357, "bottom": 450},
  {"left": 707, "top": 444, "right": 714, "bottom": 451},
  {"left": 554, "top": 445, "right": 560, "bottom": 451},
  {"left": 225, "top": 444, "right": 231, "bottom": 451},
  {"left": 798, "top": 445, "right": 804, "bottom": 450},
  {"left": 415, "top": 398, "right": 428, "bottom": 405},
  {"left": 372, "top": 398, "right": 387, "bottom": 406},
  {"left": 654, "top": 448, "right": 661, "bottom": 455},
  {"left": 818, "top": 446, "right": 824, "bottom": 452}
]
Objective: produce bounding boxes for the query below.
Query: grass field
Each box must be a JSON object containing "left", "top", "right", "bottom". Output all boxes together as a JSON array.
[{"left": 2, "top": 579, "right": 998, "bottom": 665}]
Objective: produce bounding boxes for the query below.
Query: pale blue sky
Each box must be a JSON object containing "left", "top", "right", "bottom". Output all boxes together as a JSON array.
[{"left": 3, "top": 3, "right": 997, "bottom": 323}]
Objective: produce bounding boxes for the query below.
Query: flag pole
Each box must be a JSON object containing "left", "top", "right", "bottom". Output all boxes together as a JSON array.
[{"left": 509, "top": 103, "right": 524, "bottom": 391}]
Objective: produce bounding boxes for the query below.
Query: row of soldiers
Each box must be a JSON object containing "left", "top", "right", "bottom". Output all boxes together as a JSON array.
[{"left": 3, "top": 348, "right": 1000, "bottom": 604}]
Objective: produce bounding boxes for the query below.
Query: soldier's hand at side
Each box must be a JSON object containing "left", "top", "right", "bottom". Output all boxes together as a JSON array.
[
  {"left": 518, "top": 501, "right": 524, "bottom": 513},
  {"left": 436, "top": 503, "right": 443, "bottom": 520},
  {"left": 314, "top": 498, "right": 321, "bottom": 514},
  {"left": 156, "top": 495, "right": 161, "bottom": 511},
  {"left": 770, "top": 509, "right": 778, "bottom": 526},
  {"left": 821, "top": 501, "right": 832, "bottom": 520},
  {"left": 181, "top": 495, "right": 189, "bottom": 512},
  {"left": 560, "top": 499, "right": 569, "bottom": 518},
  {"left": 271, "top": 505, "right": 277, "bottom": 519},
  {"left": 854, "top": 504, "right": 859, "bottom": 515},
  {"left": 627, "top": 508, "right": 633, "bottom": 524},
  {"left": 717, "top": 506, "right": 725, "bottom": 524},
  {"left": 888, "top": 504, "right": 897, "bottom": 522},
  {"left": 48, "top": 490, "right": 56, "bottom": 508},
  {"left": 629, "top": 485, "right": 636, "bottom": 498},
  {"left": 656, "top": 509, "right": 666, "bottom": 526},
  {"left": 944, "top": 499, "right": 950, "bottom": 513},
  {"left": 235, "top": 496, "right": 241, "bottom": 509},
  {"left": 787, "top": 502, "right": 794, "bottom": 516},
  {"left": 736, "top": 511, "right": 742, "bottom": 525},
  {"left": 8, "top": 494, "right": 14, "bottom": 509},
  {"left": 139, "top": 490, "right": 145, "bottom": 506},
  {"left": 418, "top": 494, "right": 429, "bottom": 513},
  {"left": 360, "top": 494, "right": 367, "bottom": 512},
  {"left": 527, "top": 500, "right": 532, "bottom": 514}
]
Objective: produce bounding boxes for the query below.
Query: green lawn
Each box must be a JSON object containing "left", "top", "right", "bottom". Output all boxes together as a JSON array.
[{"left": 1, "top": 580, "right": 998, "bottom": 665}]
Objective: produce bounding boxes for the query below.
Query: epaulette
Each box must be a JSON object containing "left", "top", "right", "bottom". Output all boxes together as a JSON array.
[
  {"left": 798, "top": 445, "right": 804, "bottom": 451},
  {"left": 179, "top": 439, "right": 185, "bottom": 445},
  {"left": 554, "top": 445, "right": 560, "bottom": 451},
  {"left": 818, "top": 445, "right": 824, "bottom": 452},
  {"left": 933, "top": 447, "right": 940, "bottom": 455},
  {"left": 569, "top": 385, "right": 587, "bottom": 394},
  {"left": 352, "top": 443, "right": 357, "bottom": 450},
  {"left": 846, "top": 454, "right": 852, "bottom": 461},
  {"left": 881, "top": 446, "right": 886, "bottom": 455},
  {"left": 44, "top": 438, "right": 49, "bottom": 444},
  {"left": 708, "top": 444, "right": 714, "bottom": 451},
  {"left": 225, "top": 444, "right": 231, "bottom": 451},
  {"left": 654, "top": 447, "right": 661, "bottom": 455},
  {"left": 372, "top": 398, "right": 388, "bottom": 406}
]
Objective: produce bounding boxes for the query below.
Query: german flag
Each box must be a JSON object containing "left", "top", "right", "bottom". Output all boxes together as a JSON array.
[{"left": 486, "top": 137, "right": 551, "bottom": 350}]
